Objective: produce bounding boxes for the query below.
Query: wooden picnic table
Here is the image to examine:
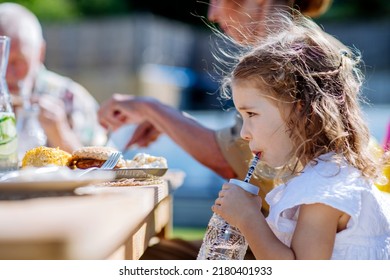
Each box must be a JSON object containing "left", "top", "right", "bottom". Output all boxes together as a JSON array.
[{"left": 0, "top": 172, "right": 183, "bottom": 260}]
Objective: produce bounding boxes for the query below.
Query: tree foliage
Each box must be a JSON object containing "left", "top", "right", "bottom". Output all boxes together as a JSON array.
[
  {"left": 0, "top": 0, "right": 388, "bottom": 23},
  {"left": 0, "top": 0, "right": 78, "bottom": 21}
]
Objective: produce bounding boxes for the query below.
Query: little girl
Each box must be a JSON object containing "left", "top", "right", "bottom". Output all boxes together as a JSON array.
[{"left": 212, "top": 11, "right": 390, "bottom": 259}]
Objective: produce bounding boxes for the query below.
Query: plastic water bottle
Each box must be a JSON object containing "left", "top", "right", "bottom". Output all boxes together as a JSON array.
[
  {"left": 197, "top": 154, "right": 261, "bottom": 260},
  {"left": 0, "top": 36, "right": 18, "bottom": 173}
]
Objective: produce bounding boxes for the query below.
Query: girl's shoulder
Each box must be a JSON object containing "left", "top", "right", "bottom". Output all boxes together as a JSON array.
[
  {"left": 266, "top": 153, "right": 372, "bottom": 220},
  {"left": 293, "top": 152, "right": 369, "bottom": 191}
]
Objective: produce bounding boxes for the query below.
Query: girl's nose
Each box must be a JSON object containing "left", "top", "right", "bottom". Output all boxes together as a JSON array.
[{"left": 240, "top": 124, "right": 251, "bottom": 141}]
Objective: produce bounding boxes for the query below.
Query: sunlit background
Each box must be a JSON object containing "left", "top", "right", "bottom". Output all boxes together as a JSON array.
[{"left": 3, "top": 0, "right": 389, "bottom": 237}]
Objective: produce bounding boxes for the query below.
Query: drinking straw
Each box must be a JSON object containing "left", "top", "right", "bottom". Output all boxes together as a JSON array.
[{"left": 244, "top": 152, "right": 261, "bottom": 183}]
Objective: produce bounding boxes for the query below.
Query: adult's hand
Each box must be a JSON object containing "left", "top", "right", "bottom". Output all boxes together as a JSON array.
[
  {"left": 125, "top": 121, "right": 161, "bottom": 149},
  {"left": 98, "top": 93, "right": 147, "bottom": 131},
  {"left": 10, "top": 93, "right": 39, "bottom": 112},
  {"left": 38, "top": 95, "right": 82, "bottom": 152}
]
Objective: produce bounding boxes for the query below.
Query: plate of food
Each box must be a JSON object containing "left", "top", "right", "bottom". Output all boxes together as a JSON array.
[
  {"left": 17, "top": 146, "right": 169, "bottom": 182},
  {"left": 67, "top": 147, "right": 168, "bottom": 179},
  {"left": 0, "top": 166, "right": 115, "bottom": 192},
  {"left": 112, "top": 152, "right": 168, "bottom": 179}
]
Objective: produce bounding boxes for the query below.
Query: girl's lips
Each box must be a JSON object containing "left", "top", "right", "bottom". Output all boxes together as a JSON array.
[{"left": 252, "top": 150, "right": 262, "bottom": 157}]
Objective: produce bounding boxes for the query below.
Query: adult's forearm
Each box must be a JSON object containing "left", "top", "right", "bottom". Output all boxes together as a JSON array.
[{"left": 142, "top": 101, "right": 236, "bottom": 178}]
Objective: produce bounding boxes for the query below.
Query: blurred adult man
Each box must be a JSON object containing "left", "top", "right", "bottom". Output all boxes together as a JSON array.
[{"left": 0, "top": 2, "right": 106, "bottom": 153}]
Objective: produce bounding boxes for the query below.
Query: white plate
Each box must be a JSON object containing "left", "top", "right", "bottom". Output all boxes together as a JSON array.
[{"left": 0, "top": 166, "right": 115, "bottom": 192}]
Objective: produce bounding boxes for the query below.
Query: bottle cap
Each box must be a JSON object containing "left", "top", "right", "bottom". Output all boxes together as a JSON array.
[{"left": 229, "top": 178, "right": 259, "bottom": 195}]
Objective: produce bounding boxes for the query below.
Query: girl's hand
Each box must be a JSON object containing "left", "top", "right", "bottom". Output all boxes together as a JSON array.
[{"left": 212, "top": 182, "right": 263, "bottom": 228}]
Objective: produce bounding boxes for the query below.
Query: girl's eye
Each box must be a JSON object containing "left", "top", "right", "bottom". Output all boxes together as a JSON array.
[{"left": 246, "top": 112, "right": 256, "bottom": 118}]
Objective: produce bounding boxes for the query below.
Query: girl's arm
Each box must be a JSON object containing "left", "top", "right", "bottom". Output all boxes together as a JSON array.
[
  {"left": 290, "top": 203, "right": 342, "bottom": 259},
  {"left": 214, "top": 184, "right": 344, "bottom": 259}
]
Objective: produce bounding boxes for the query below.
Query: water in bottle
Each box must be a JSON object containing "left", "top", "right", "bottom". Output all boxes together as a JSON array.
[
  {"left": 197, "top": 154, "right": 261, "bottom": 260},
  {"left": 197, "top": 212, "right": 249, "bottom": 260},
  {"left": 0, "top": 36, "right": 18, "bottom": 173}
]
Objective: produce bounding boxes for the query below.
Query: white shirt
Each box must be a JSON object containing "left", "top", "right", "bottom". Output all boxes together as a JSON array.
[{"left": 265, "top": 153, "right": 390, "bottom": 259}]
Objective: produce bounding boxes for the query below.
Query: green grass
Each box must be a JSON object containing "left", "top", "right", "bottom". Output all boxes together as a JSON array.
[{"left": 172, "top": 227, "right": 206, "bottom": 241}]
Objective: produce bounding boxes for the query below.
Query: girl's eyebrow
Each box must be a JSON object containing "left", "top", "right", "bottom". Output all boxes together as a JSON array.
[{"left": 236, "top": 105, "right": 256, "bottom": 111}]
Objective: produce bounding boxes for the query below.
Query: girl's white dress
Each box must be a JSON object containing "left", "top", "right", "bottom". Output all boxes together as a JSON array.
[{"left": 265, "top": 153, "right": 390, "bottom": 259}]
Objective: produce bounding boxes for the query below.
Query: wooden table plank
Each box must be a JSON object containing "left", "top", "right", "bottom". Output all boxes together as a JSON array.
[{"left": 0, "top": 182, "right": 171, "bottom": 260}]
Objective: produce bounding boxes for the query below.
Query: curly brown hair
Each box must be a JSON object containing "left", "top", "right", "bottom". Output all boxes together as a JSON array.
[{"left": 220, "top": 11, "right": 379, "bottom": 179}]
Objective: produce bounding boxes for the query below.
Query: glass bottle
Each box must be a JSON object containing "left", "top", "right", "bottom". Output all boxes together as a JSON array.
[
  {"left": 16, "top": 103, "right": 47, "bottom": 162},
  {"left": 0, "top": 36, "right": 18, "bottom": 173},
  {"left": 15, "top": 78, "right": 47, "bottom": 162}
]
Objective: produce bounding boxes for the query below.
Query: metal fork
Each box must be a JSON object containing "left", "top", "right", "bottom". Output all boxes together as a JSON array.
[{"left": 78, "top": 151, "right": 122, "bottom": 177}]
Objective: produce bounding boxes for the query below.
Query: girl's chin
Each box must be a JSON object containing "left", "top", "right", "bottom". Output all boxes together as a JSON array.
[{"left": 260, "top": 157, "right": 284, "bottom": 169}]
